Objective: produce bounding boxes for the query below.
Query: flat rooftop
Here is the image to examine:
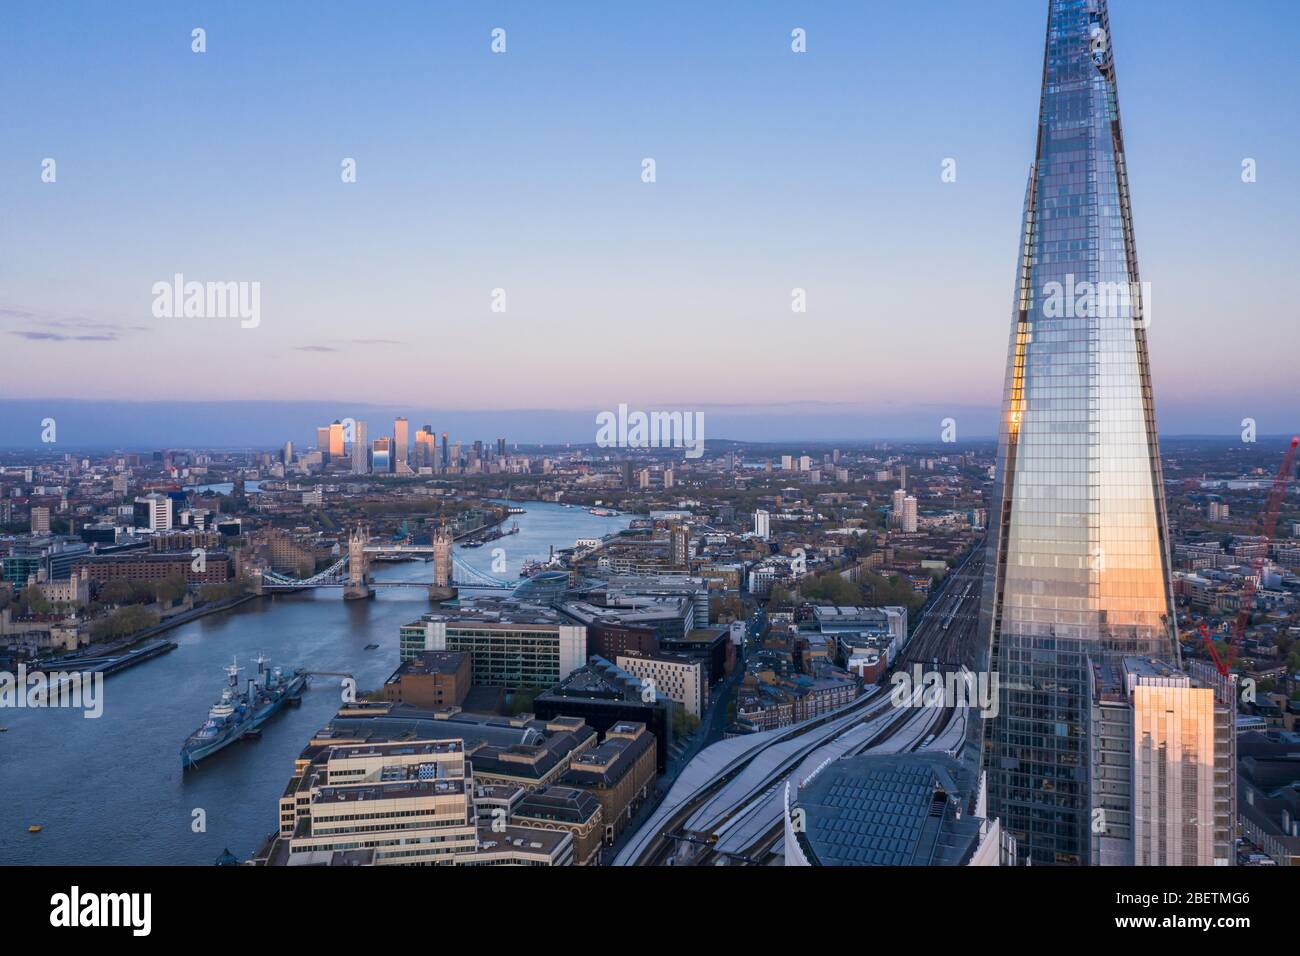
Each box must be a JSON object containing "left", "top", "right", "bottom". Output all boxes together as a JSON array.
[
  {"left": 330, "top": 740, "right": 463, "bottom": 759},
  {"left": 418, "top": 599, "right": 573, "bottom": 628},
  {"left": 474, "top": 823, "right": 570, "bottom": 855},
  {"left": 315, "top": 778, "right": 465, "bottom": 804},
  {"left": 385, "top": 651, "right": 469, "bottom": 681}
]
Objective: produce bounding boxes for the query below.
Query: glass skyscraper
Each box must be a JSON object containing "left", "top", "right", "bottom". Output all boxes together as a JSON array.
[{"left": 980, "top": 0, "right": 1178, "bottom": 865}]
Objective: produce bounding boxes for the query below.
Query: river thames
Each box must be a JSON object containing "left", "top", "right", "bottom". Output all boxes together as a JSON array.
[{"left": 0, "top": 501, "right": 628, "bottom": 865}]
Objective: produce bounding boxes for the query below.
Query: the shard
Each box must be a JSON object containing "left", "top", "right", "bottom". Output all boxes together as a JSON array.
[{"left": 980, "top": 0, "right": 1178, "bottom": 865}]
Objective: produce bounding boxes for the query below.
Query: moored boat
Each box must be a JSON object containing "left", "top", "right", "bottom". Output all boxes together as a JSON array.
[{"left": 181, "top": 655, "right": 308, "bottom": 769}]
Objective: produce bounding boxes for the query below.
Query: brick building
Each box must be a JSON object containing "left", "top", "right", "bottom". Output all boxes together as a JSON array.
[{"left": 381, "top": 651, "right": 471, "bottom": 709}]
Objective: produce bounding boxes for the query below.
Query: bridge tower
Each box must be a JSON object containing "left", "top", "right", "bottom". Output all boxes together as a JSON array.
[
  {"left": 428, "top": 522, "right": 458, "bottom": 604},
  {"left": 343, "top": 525, "right": 374, "bottom": 601}
]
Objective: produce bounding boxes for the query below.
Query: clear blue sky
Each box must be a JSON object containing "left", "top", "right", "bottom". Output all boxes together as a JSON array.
[{"left": 1, "top": 0, "right": 1297, "bottom": 440}]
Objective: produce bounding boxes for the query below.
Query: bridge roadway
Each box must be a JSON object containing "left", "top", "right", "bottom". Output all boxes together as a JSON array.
[
  {"left": 258, "top": 553, "right": 516, "bottom": 591},
  {"left": 614, "top": 542, "right": 987, "bottom": 867}
]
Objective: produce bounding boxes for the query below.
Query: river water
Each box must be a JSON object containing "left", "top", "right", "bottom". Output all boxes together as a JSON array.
[{"left": 0, "top": 501, "right": 628, "bottom": 865}]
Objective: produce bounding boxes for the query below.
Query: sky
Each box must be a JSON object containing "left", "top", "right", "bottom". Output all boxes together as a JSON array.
[{"left": 1, "top": 0, "right": 1297, "bottom": 444}]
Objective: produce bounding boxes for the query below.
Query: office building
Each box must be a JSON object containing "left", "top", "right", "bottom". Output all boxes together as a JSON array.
[
  {"left": 72, "top": 550, "right": 233, "bottom": 587},
  {"left": 132, "top": 493, "right": 173, "bottom": 532},
  {"left": 313, "top": 707, "right": 598, "bottom": 792},
  {"left": 267, "top": 736, "right": 575, "bottom": 866},
  {"left": 810, "top": 605, "right": 909, "bottom": 673},
  {"left": 981, "top": 0, "right": 1179, "bottom": 865},
  {"left": 393, "top": 417, "right": 410, "bottom": 474},
  {"left": 558, "top": 721, "right": 657, "bottom": 844},
  {"left": 577, "top": 616, "right": 658, "bottom": 662},
  {"left": 658, "top": 627, "right": 728, "bottom": 684},
  {"left": 328, "top": 420, "right": 345, "bottom": 461},
  {"left": 1237, "top": 730, "right": 1300, "bottom": 865},
  {"left": 616, "top": 650, "right": 706, "bottom": 718},
  {"left": 275, "top": 739, "right": 477, "bottom": 865},
  {"left": 30, "top": 506, "right": 50, "bottom": 535},
  {"left": 371, "top": 436, "right": 391, "bottom": 474},
  {"left": 415, "top": 426, "right": 436, "bottom": 470},
  {"left": 753, "top": 509, "right": 770, "bottom": 540},
  {"left": 398, "top": 600, "right": 586, "bottom": 690},
  {"left": 1089, "top": 657, "right": 1235, "bottom": 866},
  {"left": 512, "top": 786, "right": 604, "bottom": 865},
  {"left": 534, "top": 657, "right": 673, "bottom": 772},
  {"left": 351, "top": 420, "right": 368, "bottom": 474},
  {"left": 561, "top": 597, "right": 692, "bottom": 646},
  {"left": 382, "top": 651, "right": 471, "bottom": 709}
]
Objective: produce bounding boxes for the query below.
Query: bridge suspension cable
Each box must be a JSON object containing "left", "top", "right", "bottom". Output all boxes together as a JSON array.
[
  {"left": 261, "top": 555, "right": 349, "bottom": 587},
  {"left": 451, "top": 556, "right": 515, "bottom": 588}
]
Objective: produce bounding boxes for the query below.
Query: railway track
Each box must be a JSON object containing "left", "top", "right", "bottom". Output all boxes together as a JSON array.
[{"left": 616, "top": 543, "right": 989, "bottom": 866}]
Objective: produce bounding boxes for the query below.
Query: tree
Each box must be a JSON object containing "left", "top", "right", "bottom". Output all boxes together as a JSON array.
[
  {"left": 153, "top": 573, "right": 189, "bottom": 606},
  {"left": 198, "top": 578, "right": 250, "bottom": 603},
  {"left": 719, "top": 593, "right": 744, "bottom": 621},
  {"left": 800, "top": 574, "right": 862, "bottom": 606},
  {"left": 98, "top": 580, "right": 141, "bottom": 606},
  {"left": 89, "top": 605, "right": 158, "bottom": 641},
  {"left": 672, "top": 704, "right": 700, "bottom": 738},
  {"left": 509, "top": 689, "right": 539, "bottom": 716},
  {"left": 861, "top": 571, "right": 925, "bottom": 611},
  {"left": 18, "top": 585, "right": 52, "bottom": 616}
]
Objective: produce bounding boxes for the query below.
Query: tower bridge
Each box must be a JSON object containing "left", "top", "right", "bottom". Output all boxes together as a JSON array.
[{"left": 255, "top": 525, "right": 515, "bottom": 601}]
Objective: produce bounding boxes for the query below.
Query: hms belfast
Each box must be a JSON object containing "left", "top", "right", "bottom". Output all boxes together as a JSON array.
[{"left": 181, "top": 655, "right": 308, "bottom": 769}]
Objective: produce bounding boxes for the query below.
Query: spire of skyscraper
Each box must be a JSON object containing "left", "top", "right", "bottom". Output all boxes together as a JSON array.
[{"left": 981, "top": 0, "right": 1179, "bottom": 866}]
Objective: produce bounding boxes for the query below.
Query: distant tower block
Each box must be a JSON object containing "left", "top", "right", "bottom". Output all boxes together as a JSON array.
[
  {"left": 343, "top": 525, "right": 374, "bottom": 601},
  {"left": 428, "top": 524, "right": 457, "bottom": 603}
]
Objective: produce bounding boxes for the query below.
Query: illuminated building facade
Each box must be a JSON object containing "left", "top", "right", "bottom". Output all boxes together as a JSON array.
[{"left": 980, "top": 0, "right": 1178, "bottom": 865}]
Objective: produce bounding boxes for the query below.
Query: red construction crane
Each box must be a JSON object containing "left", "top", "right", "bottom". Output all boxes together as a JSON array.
[{"left": 1200, "top": 436, "right": 1299, "bottom": 676}]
